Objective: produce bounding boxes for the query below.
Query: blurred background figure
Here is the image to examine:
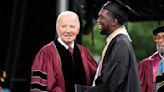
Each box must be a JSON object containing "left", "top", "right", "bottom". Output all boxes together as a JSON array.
[
  {"left": 138, "top": 26, "right": 164, "bottom": 92},
  {"left": 0, "top": 70, "right": 10, "bottom": 92}
]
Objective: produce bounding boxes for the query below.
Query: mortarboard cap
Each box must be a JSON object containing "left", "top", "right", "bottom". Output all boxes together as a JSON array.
[
  {"left": 153, "top": 26, "right": 164, "bottom": 35},
  {"left": 102, "top": 0, "right": 139, "bottom": 22}
]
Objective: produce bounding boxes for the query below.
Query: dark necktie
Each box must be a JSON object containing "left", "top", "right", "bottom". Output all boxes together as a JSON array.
[{"left": 68, "top": 46, "right": 74, "bottom": 63}]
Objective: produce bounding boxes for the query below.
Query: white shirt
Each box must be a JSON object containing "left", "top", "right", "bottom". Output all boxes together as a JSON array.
[{"left": 57, "top": 37, "right": 74, "bottom": 49}]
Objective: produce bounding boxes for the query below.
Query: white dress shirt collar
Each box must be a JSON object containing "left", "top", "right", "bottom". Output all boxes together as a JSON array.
[{"left": 57, "top": 37, "right": 74, "bottom": 49}]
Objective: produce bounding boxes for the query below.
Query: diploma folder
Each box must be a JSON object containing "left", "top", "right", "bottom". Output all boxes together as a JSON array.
[{"left": 74, "top": 84, "right": 92, "bottom": 92}]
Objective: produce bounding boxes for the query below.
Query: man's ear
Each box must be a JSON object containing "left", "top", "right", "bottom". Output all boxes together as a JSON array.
[
  {"left": 76, "top": 27, "right": 80, "bottom": 35},
  {"left": 56, "top": 26, "right": 60, "bottom": 35},
  {"left": 112, "top": 18, "right": 118, "bottom": 25}
]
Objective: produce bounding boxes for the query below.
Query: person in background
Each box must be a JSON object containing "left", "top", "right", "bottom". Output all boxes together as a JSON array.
[
  {"left": 76, "top": 0, "right": 141, "bottom": 92},
  {"left": 30, "top": 11, "right": 97, "bottom": 92},
  {"left": 0, "top": 70, "right": 9, "bottom": 92},
  {"left": 138, "top": 26, "right": 164, "bottom": 92}
]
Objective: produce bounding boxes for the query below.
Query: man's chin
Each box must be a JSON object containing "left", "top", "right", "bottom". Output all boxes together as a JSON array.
[
  {"left": 99, "top": 30, "right": 106, "bottom": 35},
  {"left": 158, "top": 47, "right": 164, "bottom": 53}
]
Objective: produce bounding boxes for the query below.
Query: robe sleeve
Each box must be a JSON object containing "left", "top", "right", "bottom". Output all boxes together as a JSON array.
[
  {"left": 138, "top": 58, "right": 155, "bottom": 92},
  {"left": 85, "top": 50, "right": 98, "bottom": 83},
  {"left": 30, "top": 49, "right": 48, "bottom": 92},
  {"left": 31, "top": 47, "right": 65, "bottom": 92},
  {"left": 78, "top": 44, "right": 98, "bottom": 85},
  {"left": 138, "top": 61, "right": 147, "bottom": 92}
]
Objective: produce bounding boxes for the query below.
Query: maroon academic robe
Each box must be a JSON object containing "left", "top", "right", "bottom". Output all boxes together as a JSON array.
[
  {"left": 138, "top": 51, "right": 160, "bottom": 92},
  {"left": 31, "top": 41, "right": 97, "bottom": 92}
]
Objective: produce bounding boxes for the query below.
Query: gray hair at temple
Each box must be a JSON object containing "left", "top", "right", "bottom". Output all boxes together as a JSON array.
[{"left": 56, "top": 11, "right": 80, "bottom": 28}]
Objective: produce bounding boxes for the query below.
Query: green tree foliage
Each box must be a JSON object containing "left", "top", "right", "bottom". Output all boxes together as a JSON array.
[
  {"left": 127, "top": 21, "right": 163, "bottom": 62},
  {"left": 82, "top": 24, "right": 106, "bottom": 62}
]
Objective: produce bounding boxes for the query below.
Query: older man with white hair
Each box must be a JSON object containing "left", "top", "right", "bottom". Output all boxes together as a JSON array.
[
  {"left": 30, "top": 11, "right": 97, "bottom": 92},
  {"left": 138, "top": 26, "right": 164, "bottom": 92}
]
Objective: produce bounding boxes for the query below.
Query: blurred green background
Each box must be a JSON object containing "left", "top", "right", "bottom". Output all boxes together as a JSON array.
[{"left": 82, "top": 21, "right": 164, "bottom": 63}]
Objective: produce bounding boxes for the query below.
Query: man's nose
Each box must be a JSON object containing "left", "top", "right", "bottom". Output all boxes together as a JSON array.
[
  {"left": 97, "top": 17, "right": 100, "bottom": 23},
  {"left": 65, "top": 27, "right": 72, "bottom": 33}
]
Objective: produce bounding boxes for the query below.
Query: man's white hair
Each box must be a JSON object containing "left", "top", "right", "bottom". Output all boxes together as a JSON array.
[{"left": 56, "top": 11, "right": 80, "bottom": 28}]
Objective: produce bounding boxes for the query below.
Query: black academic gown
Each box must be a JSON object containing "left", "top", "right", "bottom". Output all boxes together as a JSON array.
[{"left": 85, "top": 34, "right": 141, "bottom": 92}]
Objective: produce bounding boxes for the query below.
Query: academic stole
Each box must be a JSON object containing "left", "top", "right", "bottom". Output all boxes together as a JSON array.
[
  {"left": 92, "top": 27, "right": 122, "bottom": 86},
  {"left": 156, "top": 58, "right": 164, "bottom": 91}
]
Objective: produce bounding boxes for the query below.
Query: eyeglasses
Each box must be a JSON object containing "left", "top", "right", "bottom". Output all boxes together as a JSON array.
[{"left": 154, "top": 35, "right": 164, "bottom": 41}]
